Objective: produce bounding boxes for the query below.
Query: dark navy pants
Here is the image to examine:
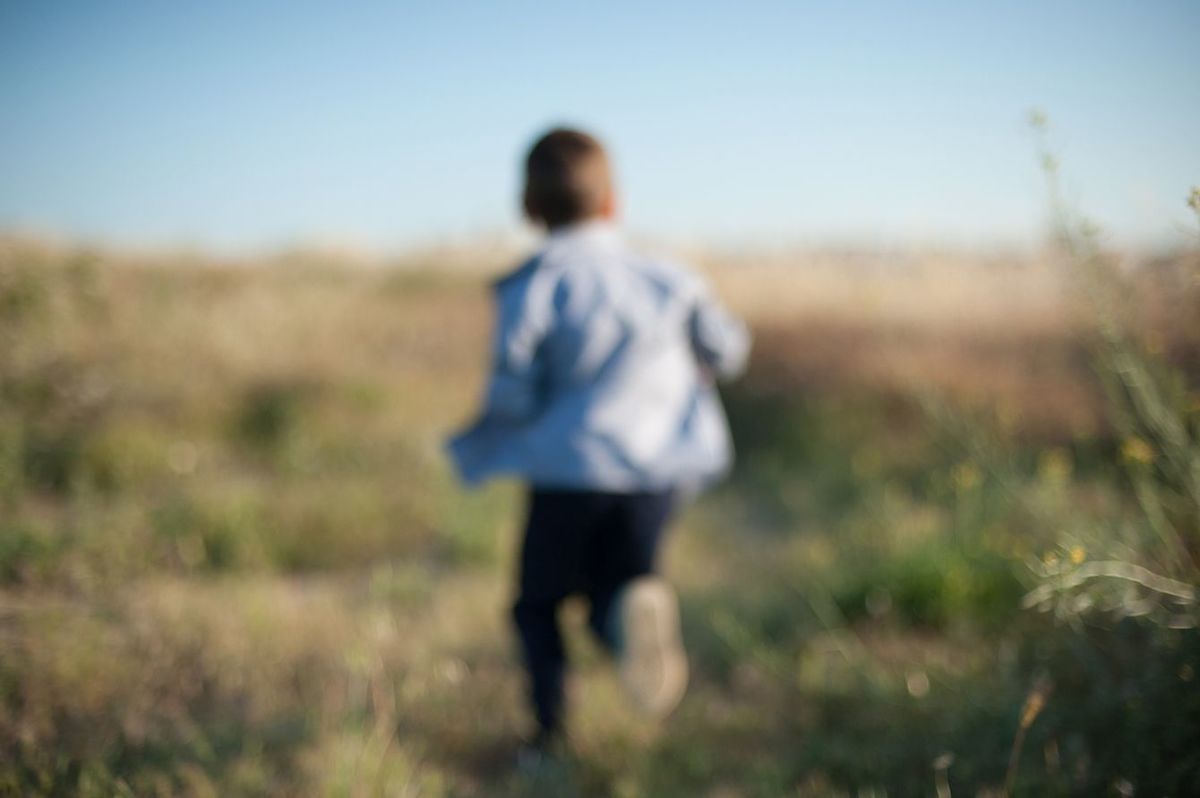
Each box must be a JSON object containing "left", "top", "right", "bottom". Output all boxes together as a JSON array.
[{"left": 511, "top": 487, "right": 675, "bottom": 736}]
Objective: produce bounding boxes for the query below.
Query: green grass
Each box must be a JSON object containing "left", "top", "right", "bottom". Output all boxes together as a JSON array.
[{"left": 1, "top": 238, "right": 1198, "bottom": 796}]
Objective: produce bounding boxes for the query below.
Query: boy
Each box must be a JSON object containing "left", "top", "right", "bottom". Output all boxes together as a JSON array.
[{"left": 447, "top": 128, "right": 749, "bottom": 750}]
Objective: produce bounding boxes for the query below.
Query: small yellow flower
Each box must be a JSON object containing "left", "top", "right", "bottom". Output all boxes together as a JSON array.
[
  {"left": 1037, "top": 448, "right": 1073, "bottom": 484},
  {"left": 1189, "top": 186, "right": 1200, "bottom": 213},
  {"left": 951, "top": 461, "right": 981, "bottom": 492},
  {"left": 1069, "top": 545, "right": 1086, "bottom": 564},
  {"left": 1121, "top": 436, "right": 1155, "bottom": 465}
]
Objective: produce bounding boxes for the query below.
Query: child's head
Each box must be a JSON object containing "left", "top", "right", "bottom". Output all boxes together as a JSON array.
[{"left": 523, "top": 128, "right": 615, "bottom": 230}]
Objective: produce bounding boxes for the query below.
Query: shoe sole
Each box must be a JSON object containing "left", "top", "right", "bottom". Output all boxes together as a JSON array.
[{"left": 616, "top": 576, "right": 688, "bottom": 718}]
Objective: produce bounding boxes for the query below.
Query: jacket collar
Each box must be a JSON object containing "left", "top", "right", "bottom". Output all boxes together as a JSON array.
[
  {"left": 493, "top": 220, "right": 622, "bottom": 290},
  {"left": 543, "top": 219, "right": 621, "bottom": 248}
]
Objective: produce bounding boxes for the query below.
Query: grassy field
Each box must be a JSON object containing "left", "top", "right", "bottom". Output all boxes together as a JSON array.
[{"left": 1, "top": 234, "right": 1198, "bottom": 797}]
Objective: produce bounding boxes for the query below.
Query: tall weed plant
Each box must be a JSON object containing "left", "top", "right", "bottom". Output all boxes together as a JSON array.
[{"left": 1022, "top": 111, "right": 1199, "bottom": 628}]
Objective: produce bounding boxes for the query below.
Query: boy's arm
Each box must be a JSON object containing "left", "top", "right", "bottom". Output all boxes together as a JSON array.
[
  {"left": 478, "top": 273, "right": 553, "bottom": 424},
  {"left": 688, "top": 279, "right": 751, "bottom": 380},
  {"left": 445, "top": 272, "right": 551, "bottom": 486}
]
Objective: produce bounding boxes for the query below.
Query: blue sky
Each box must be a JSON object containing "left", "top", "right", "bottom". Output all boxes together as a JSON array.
[{"left": 2, "top": 1, "right": 1198, "bottom": 251}]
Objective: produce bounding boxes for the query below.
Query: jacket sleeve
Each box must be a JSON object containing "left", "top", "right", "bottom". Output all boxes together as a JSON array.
[
  {"left": 688, "top": 278, "right": 751, "bottom": 380},
  {"left": 444, "top": 271, "right": 553, "bottom": 486},
  {"left": 479, "top": 271, "right": 554, "bottom": 423}
]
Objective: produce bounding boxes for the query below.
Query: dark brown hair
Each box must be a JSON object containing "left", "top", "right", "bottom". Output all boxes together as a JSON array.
[{"left": 522, "top": 128, "right": 612, "bottom": 229}]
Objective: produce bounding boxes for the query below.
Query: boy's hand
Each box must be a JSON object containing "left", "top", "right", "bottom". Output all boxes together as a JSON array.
[{"left": 688, "top": 284, "right": 751, "bottom": 381}]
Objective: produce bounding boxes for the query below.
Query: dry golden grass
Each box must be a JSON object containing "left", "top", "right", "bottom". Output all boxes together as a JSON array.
[
  {"left": 700, "top": 246, "right": 1199, "bottom": 441},
  {"left": 2, "top": 234, "right": 1198, "bottom": 796},
  {"left": 8, "top": 233, "right": 1194, "bottom": 438}
]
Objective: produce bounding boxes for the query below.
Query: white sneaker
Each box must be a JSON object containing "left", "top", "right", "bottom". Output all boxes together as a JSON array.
[{"left": 614, "top": 576, "right": 689, "bottom": 718}]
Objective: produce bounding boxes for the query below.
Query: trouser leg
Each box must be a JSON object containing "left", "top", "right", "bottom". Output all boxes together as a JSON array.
[
  {"left": 511, "top": 597, "right": 566, "bottom": 735},
  {"left": 586, "top": 490, "right": 675, "bottom": 650},
  {"left": 513, "top": 488, "right": 601, "bottom": 736}
]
